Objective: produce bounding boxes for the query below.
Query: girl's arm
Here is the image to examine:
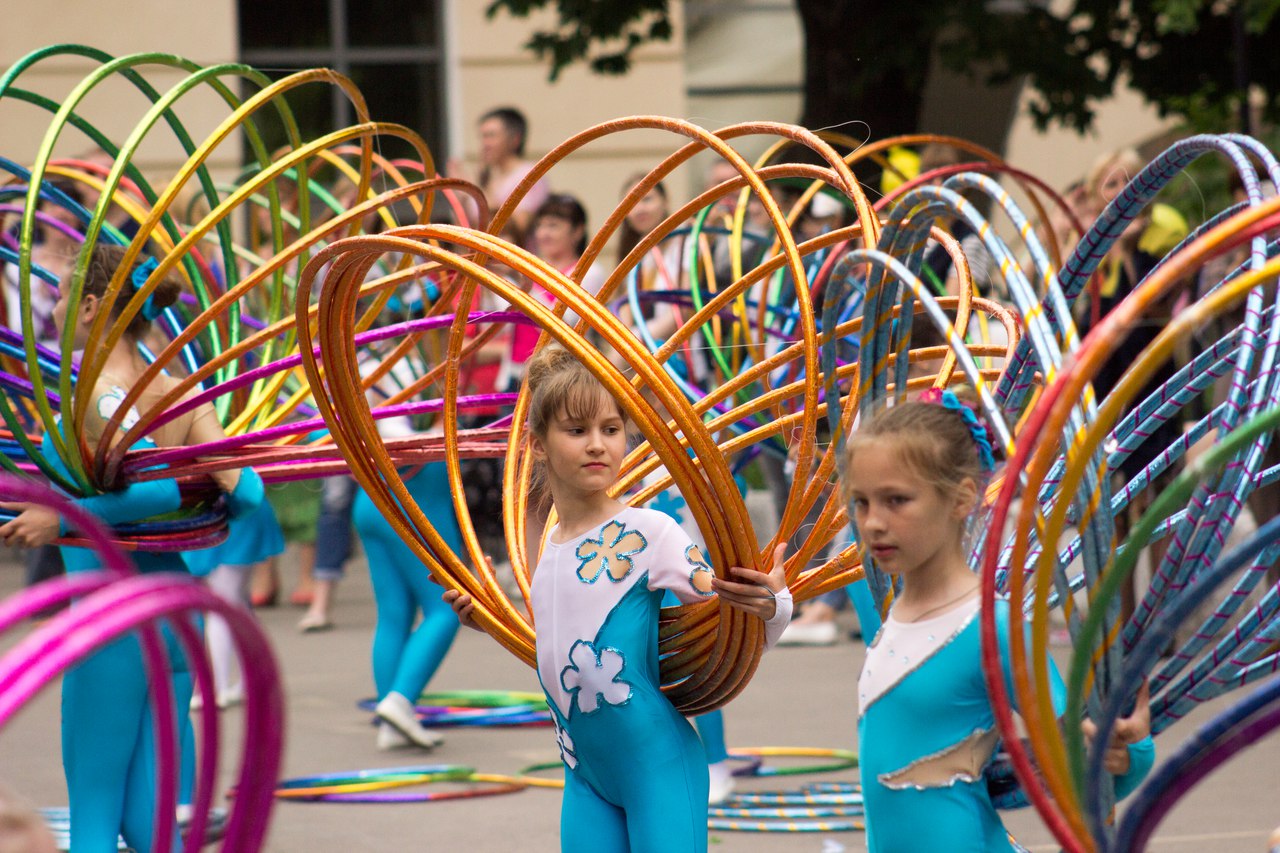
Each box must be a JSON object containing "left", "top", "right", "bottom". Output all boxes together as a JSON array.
[
  {"left": 182, "top": 397, "right": 264, "bottom": 519},
  {"left": 0, "top": 429, "right": 183, "bottom": 548},
  {"left": 711, "top": 543, "right": 793, "bottom": 649},
  {"left": 995, "top": 600, "right": 1155, "bottom": 800}
]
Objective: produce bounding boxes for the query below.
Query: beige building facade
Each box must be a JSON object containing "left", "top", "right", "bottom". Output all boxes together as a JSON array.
[{"left": 1, "top": 0, "right": 1171, "bottom": 227}]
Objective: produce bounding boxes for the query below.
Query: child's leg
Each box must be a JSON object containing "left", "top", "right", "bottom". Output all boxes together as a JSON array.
[
  {"left": 362, "top": 532, "right": 414, "bottom": 699},
  {"left": 621, "top": 726, "right": 709, "bottom": 853},
  {"left": 120, "top": 670, "right": 192, "bottom": 853},
  {"left": 695, "top": 709, "right": 733, "bottom": 804},
  {"left": 388, "top": 550, "right": 460, "bottom": 701},
  {"left": 204, "top": 563, "right": 250, "bottom": 696},
  {"left": 692, "top": 711, "right": 726, "bottom": 763},
  {"left": 561, "top": 772, "right": 628, "bottom": 853},
  {"left": 62, "top": 636, "right": 147, "bottom": 853}
]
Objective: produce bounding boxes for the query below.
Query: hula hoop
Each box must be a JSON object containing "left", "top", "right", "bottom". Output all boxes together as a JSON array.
[
  {"left": 709, "top": 804, "right": 863, "bottom": 819},
  {"left": 514, "top": 760, "right": 567, "bottom": 789},
  {"left": 726, "top": 746, "right": 858, "bottom": 776},
  {"left": 726, "top": 751, "right": 766, "bottom": 777},
  {"left": 709, "top": 781, "right": 864, "bottom": 833},
  {"left": 325, "top": 775, "right": 526, "bottom": 804},
  {"left": 273, "top": 765, "right": 528, "bottom": 803},
  {"left": 273, "top": 764, "right": 472, "bottom": 800},
  {"left": 709, "top": 817, "right": 865, "bottom": 833},
  {"left": 356, "top": 689, "right": 552, "bottom": 727},
  {"left": 728, "top": 788, "right": 863, "bottom": 807}
]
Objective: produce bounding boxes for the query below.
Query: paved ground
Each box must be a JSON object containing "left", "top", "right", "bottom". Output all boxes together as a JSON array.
[{"left": 1, "top": 539, "right": 1278, "bottom": 852}]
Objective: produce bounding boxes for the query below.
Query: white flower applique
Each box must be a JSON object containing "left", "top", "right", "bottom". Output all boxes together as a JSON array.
[
  {"left": 559, "top": 640, "right": 632, "bottom": 715},
  {"left": 553, "top": 717, "right": 578, "bottom": 770},
  {"left": 96, "top": 386, "right": 140, "bottom": 431}
]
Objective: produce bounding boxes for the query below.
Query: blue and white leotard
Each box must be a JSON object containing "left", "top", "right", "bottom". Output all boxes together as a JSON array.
[
  {"left": 857, "top": 597, "right": 1155, "bottom": 852},
  {"left": 533, "top": 506, "right": 790, "bottom": 852}
]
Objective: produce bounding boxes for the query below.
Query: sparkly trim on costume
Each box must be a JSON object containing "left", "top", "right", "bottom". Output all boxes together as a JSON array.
[
  {"left": 877, "top": 726, "right": 1000, "bottom": 791},
  {"left": 686, "top": 545, "right": 715, "bottom": 596},
  {"left": 575, "top": 520, "right": 648, "bottom": 583},
  {"left": 560, "top": 640, "right": 633, "bottom": 714},
  {"left": 859, "top": 607, "right": 979, "bottom": 717},
  {"left": 553, "top": 717, "right": 579, "bottom": 769}
]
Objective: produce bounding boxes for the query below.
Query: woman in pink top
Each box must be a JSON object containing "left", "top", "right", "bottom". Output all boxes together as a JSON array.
[{"left": 501, "top": 193, "right": 606, "bottom": 390}]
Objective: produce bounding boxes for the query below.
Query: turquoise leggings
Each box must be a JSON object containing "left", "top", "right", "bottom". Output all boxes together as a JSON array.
[
  {"left": 61, "top": 628, "right": 194, "bottom": 853},
  {"left": 353, "top": 463, "right": 463, "bottom": 701}
]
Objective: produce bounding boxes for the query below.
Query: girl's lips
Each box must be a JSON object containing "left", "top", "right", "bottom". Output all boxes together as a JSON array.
[{"left": 870, "top": 545, "right": 896, "bottom": 557}]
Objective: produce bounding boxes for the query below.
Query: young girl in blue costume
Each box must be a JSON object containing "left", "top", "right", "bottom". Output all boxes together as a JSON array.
[
  {"left": 842, "top": 388, "right": 1155, "bottom": 853},
  {"left": 0, "top": 244, "right": 264, "bottom": 853},
  {"left": 447, "top": 345, "right": 793, "bottom": 852},
  {"left": 343, "top": 345, "right": 468, "bottom": 750},
  {"left": 359, "top": 457, "right": 465, "bottom": 750}
]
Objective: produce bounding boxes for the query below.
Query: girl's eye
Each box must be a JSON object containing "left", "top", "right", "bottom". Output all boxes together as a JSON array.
[{"left": 851, "top": 498, "right": 869, "bottom": 511}]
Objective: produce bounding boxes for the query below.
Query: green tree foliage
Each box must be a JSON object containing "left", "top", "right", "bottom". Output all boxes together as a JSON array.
[
  {"left": 488, "top": 0, "right": 1280, "bottom": 135},
  {"left": 485, "top": 0, "right": 673, "bottom": 79}
]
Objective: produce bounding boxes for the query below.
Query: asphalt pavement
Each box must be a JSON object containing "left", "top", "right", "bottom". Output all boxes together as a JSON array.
[{"left": 1, "top": 533, "right": 1277, "bottom": 852}]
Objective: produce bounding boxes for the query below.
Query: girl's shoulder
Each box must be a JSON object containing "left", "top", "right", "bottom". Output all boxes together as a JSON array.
[
  {"left": 619, "top": 505, "right": 682, "bottom": 534},
  {"left": 85, "top": 377, "right": 141, "bottom": 437}
]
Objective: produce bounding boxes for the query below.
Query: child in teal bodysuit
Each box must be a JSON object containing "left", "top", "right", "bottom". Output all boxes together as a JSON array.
[
  {"left": 447, "top": 345, "right": 793, "bottom": 852},
  {"left": 0, "top": 244, "right": 263, "bottom": 853},
  {"left": 842, "top": 389, "right": 1154, "bottom": 853}
]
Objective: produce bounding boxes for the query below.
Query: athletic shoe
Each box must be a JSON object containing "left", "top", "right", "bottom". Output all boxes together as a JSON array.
[
  {"left": 708, "top": 760, "right": 735, "bottom": 805},
  {"left": 376, "top": 721, "right": 412, "bottom": 751},
  {"left": 777, "top": 620, "right": 838, "bottom": 646},
  {"left": 375, "top": 692, "right": 444, "bottom": 749}
]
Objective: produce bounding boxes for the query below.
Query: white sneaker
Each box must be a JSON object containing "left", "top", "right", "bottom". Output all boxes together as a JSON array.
[
  {"left": 708, "top": 760, "right": 735, "bottom": 805},
  {"left": 376, "top": 721, "right": 411, "bottom": 751},
  {"left": 777, "top": 620, "right": 839, "bottom": 646},
  {"left": 217, "top": 683, "right": 244, "bottom": 709},
  {"left": 375, "top": 692, "right": 444, "bottom": 749}
]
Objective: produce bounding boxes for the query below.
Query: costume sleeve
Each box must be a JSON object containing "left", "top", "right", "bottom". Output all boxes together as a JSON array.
[
  {"left": 643, "top": 512, "right": 793, "bottom": 646},
  {"left": 44, "top": 426, "right": 182, "bottom": 535},
  {"left": 225, "top": 467, "right": 264, "bottom": 519},
  {"left": 993, "top": 599, "right": 1068, "bottom": 716},
  {"left": 763, "top": 588, "right": 793, "bottom": 650},
  {"left": 645, "top": 513, "right": 716, "bottom": 604},
  {"left": 1115, "top": 737, "right": 1155, "bottom": 800},
  {"left": 61, "top": 479, "right": 182, "bottom": 535}
]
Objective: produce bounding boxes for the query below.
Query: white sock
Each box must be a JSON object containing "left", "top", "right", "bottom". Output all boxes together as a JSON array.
[{"left": 205, "top": 564, "right": 252, "bottom": 696}]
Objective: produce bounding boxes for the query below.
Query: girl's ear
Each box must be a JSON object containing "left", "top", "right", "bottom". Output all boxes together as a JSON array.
[
  {"left": 79, "top": 293, "right": 100, "bottom": 325},
  {"left": 529, "top": 432, "right": 547, "bottom": 462},
  {"left": 952, "top": 476, "right": 979, "bottom": 519}
]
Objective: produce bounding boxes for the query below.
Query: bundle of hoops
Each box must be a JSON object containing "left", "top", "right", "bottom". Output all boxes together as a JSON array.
[{"left": 0, "top": 43, "right": 1278, "bottom": 852}]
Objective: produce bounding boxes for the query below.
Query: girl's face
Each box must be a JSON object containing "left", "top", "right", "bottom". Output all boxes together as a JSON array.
[
  {"left": 845, "top": 438, "right": 972, "bottom": 579},
  {"left": 533, "top": 214, "right": 582, "bottom": 261},
  {"left": 625, "top": 189, "right": 666, "bottom": 236},
  {"left": 531, "top": 399, "right": 627, "bottom": 499}
]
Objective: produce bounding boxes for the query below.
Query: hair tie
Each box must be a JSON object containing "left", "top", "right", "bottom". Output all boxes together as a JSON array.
[
  {"left": 919, "top": 387, "right": 997, "bottom": 473},
  {"left": 132, "top": 257, "right": 162, "bottom": 320}
]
